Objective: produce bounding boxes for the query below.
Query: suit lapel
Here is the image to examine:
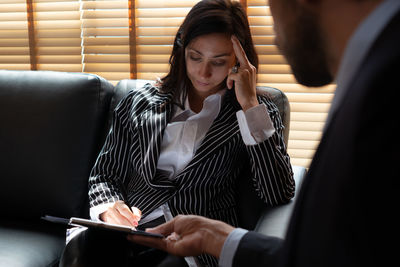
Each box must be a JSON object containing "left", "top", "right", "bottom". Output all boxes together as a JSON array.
[
  {"left": 181, "top": 90, "right": 241, "bottom": 173},
  {"left": 137, "top": 95, "right": 175, "bottom": 187}
]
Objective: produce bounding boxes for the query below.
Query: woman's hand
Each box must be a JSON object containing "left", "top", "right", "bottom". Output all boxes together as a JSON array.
[
  {"left": 227, "top": 35, "right": 259, "bottom": 111},
  {"left": 100, "top": 200, "right": 141, "bottom": 227},
  {"left": 127, "top": 215, "right": 235, "bottom": 259}
]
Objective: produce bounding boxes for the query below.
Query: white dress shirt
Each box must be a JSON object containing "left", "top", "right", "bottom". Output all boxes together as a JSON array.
[{"left": 219, "top": 0, "right": 400, "bottom": 266}]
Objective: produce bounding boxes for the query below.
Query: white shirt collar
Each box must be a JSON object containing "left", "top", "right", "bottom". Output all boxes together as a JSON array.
[{"left": 172, "top": 89, "right": 226, "bottom": 122}]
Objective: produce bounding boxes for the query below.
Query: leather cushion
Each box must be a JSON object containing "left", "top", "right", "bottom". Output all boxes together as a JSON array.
[{"left": 0, "top": 221, "right": 66, "bottom": 267}]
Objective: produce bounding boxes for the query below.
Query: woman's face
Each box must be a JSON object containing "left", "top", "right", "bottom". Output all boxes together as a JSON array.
[{"left": 185, "top": 33, "right": 236, "bottom": 97}]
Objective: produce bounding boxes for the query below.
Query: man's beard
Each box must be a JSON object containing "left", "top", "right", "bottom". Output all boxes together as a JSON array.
[{"left": 280, "top": 9, "right": 333, "bottom": 87}]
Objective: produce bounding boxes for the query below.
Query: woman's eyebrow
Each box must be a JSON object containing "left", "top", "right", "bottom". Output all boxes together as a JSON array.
[
  {"left": 212, "top": 52, "right": 232, "bottom": 58},
  {"left": 188, "top": 48, "right": 232, "bottom": 58}
]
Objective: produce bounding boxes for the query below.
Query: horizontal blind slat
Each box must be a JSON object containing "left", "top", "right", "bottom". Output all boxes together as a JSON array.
[{"left": 31, "top": 0, "right": 83, "bottom": 71}]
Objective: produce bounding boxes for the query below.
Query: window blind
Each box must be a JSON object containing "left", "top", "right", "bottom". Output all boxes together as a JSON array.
[
  {"left": 0, "top": 0, "right": 31, "bottom": 70},
  {"left": 81, "top": 0, "right": 198, "bottom": 84},
  {"left": 0, "top": 0, "right": 334, "bottom": 168},
  {"left": 135, "top": 0, "right": 198, "bottom": 81},
  {"left": 81, "top": 0, "right": 130, "bottom": 83},
  {"left": 35, "top": 0, "right": 82, "bottom": 72}
]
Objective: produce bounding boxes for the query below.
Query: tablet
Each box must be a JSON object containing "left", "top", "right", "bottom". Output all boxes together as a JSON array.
[{"left": 42, "top": 215, "right": 164, "bottom": 238}]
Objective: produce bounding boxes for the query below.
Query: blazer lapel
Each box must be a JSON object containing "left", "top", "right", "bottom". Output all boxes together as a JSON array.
[
  {"left": 182, "top": 90, "right": 241, "bottom": 172},
  {"left": 137, "top": 96, "right": 175, "bottom": 188}
]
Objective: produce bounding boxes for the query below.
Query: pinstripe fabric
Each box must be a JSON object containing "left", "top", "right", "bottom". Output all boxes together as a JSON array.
[{"left": 88, "top": 83, "right": 294, "bottom": 266}]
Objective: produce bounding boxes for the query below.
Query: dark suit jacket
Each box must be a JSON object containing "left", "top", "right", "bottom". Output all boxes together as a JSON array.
[{"left": 234, "top": 9, "right": 400, "bottom": 267}]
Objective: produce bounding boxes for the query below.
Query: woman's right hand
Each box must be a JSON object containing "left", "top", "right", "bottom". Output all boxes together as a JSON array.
[{"left": 100, "top": 200, "right": 142, "bottom": 227}]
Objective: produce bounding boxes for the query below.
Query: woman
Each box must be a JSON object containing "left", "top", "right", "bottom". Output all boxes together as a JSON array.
[{"left": 62, "top": 0, "right": 294, "bottom": 266}]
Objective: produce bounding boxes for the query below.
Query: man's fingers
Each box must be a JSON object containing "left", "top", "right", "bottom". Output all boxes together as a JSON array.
[
  {"left": 127, "top": 234, "right": 167, "bottom": 251},
  {"left": 231, "top": 35, "right": 250, "bottom": 67},
  {"left": 146, "top": 219, "right": 175, "bottom": 237},
  {"left": 131, "top": 232, "right": 190, "bottom": 257},
  {"left": 127, "top": 224, "right": 182, "bottom": 254}
]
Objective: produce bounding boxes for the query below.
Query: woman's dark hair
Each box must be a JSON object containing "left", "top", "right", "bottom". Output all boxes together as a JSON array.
[{"left": 159, "top": 0, "right": 258, "bottom": 105}]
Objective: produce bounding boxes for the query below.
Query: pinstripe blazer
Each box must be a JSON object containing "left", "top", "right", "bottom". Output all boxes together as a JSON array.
[{"left": 88, "top": 83, "right": 294, "bottom": 229}]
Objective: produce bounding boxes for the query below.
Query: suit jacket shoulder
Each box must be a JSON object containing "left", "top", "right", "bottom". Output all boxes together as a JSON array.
[{"left": 115, "top": 83, "right": 172, "bottom": 114}]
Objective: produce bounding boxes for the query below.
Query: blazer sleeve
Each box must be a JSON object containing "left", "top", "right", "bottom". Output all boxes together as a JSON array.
[
  {"left": 88, "top": 93, "right": 135, "bottom": 208},
  {"left": 233, "top": 231, "right": 283, "bottom": 267},
  {"left": 245, "top": 96, "right": 295, "bottom": 205}
]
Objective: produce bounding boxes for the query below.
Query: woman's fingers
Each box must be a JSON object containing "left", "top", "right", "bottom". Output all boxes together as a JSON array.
[
  {"left": 131, "top": 206, "right": 142, "bottom": 221},
  {"left": 101, "top": 201, "right": 141, "bottom": 227},
  {"left": 115, "top": 201, "right": 140, "bottom": 226},
  {"left": 231, "top": 35, "right": 250, "bottom": 68},
  {"left": 227, "top": 35, "right": 258, "bottom": 111},
  {"left": 227, "top": 35, "right": 249, "bottom": 89},
  {"left": 102, "top": 207, "right": 133, "bottom": 226}
]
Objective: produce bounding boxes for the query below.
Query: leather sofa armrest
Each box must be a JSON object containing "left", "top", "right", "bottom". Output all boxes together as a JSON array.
[{"left": 255, "top": 165, "right": 307, "bottom": 238}]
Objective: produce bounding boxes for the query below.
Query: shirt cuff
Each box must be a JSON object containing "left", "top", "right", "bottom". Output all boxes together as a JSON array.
[
  {"left": 89, "top": 202, "right": 115, "bottom": 221},
  {"left": 219, "top": 228, "right": 248, "bottom": 267},
  {"left": 236, "top": 104, "right": 275, "bottom": 145}
]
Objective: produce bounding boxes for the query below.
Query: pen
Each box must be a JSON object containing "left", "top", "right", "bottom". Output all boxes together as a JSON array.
[{"left": 117, "top": 180, "right": 142, "bottom": 225}]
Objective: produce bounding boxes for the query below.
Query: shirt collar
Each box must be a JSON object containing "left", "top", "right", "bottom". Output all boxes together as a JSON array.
[
  {"left": 183, "top": 89, "right": 226, "bottom": 110},
  {"left": 326, "top": 0, "right": 400, "bottom": 126},
  {"left": 172, "top": 89, "right": 226, "bottom": 122}
]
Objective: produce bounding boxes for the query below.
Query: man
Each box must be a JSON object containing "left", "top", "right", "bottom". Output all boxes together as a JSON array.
[{"left": 129, "top": 0, "right": 399, "bottom": 266}]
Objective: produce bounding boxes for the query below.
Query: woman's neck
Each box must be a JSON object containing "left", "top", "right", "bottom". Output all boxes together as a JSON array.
[
  {"left": 187, "top": 91, "right": 205, "bottom": 113},
  {"left": 187, "top": 85, "right": 223, "bottom": 113}
]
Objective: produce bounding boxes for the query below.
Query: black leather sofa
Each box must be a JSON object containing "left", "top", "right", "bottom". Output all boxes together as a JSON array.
[{"left": 0, "top": 70, "right": 305, "bottom": 266}]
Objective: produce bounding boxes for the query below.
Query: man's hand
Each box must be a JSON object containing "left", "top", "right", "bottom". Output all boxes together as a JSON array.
[
  {"left": 100, "top": 200, "right": 141, "bottom": 227},
  {"left": 127, "top": 215, "right": 235, "bottom": 258}
]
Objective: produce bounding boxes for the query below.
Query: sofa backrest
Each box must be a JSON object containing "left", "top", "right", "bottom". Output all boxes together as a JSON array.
[{"left": 0, "top": 70, "right": 114, "bottom": 220}]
